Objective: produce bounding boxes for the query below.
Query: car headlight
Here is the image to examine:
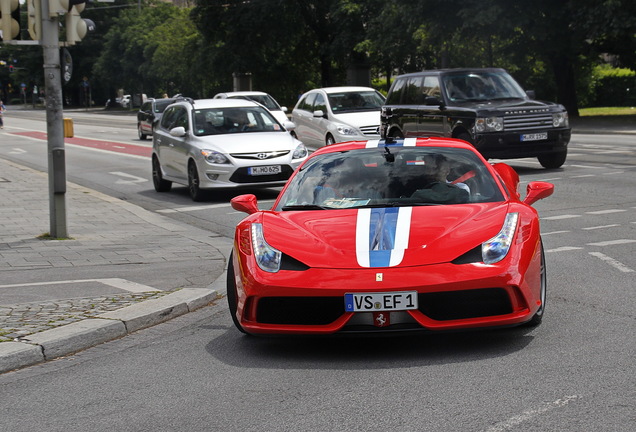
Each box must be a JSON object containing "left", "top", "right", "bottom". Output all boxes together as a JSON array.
[
  {"left": 200, "top": 149, "right": 229, "bottom": 164},
  {"left": 251, "top": 223, "right": 281, "bottom": 273},
  {"left": 335, "top": 123, "right": 358, "bottom": 136},
  {"left": 292, "top": 143, "right": 308, "bottom": 159},
  {"left": 552, "top": 111, "right": 569, "bottom": 128},
  {"left": 475, "top": 117, "right": 504, "bottom": 133},
  {"left": 482, "top": 213, "right": 518, "bottom": 264}
]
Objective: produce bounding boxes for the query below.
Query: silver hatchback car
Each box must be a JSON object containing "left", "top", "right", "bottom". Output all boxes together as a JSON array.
[
  {"left": 152, "top": 98, "right": 308, "bottom": 201},
  {"left": 291, "top": 86, "right": 386, "bottom": 149}
]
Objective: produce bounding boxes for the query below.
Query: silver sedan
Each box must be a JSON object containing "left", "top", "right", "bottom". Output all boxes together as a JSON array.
[{"left": 152, "top": 98, "right": 308, "bottom": 201}]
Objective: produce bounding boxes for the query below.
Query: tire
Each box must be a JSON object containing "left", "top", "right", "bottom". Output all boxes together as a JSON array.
[
  {"left": 388, "top": 128, "right": 404, "bottom": 139},
  {"left": 456, "top": 132, "right": 473, "bottom": 145},
  {"left": 226, "top": 255, "right": 247, "bottom": 334},
  {"left": 152, "top": 156, "right": 172, "bottom": 192},
  {"left": 326, "top": 134, "right": 336, "bottom": 146},
  {"left": 538, "top": 150, "right": 567, "bottom": 169},
  {"left": 525, "top": 240, "right": 546, "bottom": 327},
  {"left": 138, "top": 124, "right": 147, "bottom": 140},
  {"left": 188, "top": 160, "right": 204, "bottom": 201}
]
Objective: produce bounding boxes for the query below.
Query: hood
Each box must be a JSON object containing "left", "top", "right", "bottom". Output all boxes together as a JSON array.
[
  {"left": 331, "top": 111, "right": 381, "bottom": 128},
  {"left": 200, "top": 132, "right": 299, "bottom": 154},
  {"left": 456, "top": 98, "right": 561, "bottom": 111},
  {"left": 263, "top": 203, "right": 509, "bottom": 269}
]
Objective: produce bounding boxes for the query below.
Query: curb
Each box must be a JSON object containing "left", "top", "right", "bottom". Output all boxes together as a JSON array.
[{"left": 0, "top": 288, "right": 219, "bottom": 374}]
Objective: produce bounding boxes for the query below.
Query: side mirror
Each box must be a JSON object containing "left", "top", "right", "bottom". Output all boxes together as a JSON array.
[
  {"left": 524, "top": 181, "right": 554, "bottom": 205},
  {"left": 281, "top": 106, "right": 288, "bottom": 113},
  {"left": 283, "top": 120, "right": 296, "bottom": 131},
  {"left": 231, "top": 194, "right": 259, "bottom": 215},
  {"left": 424, "top": 96, "right": 442, "bottom": 106},
  {"left": 169, "top": 126, "right": 187, "bottom": 137},
  {"left": 526, "top": 90, "right": 536, "bottom": 100},
  {"left": 313, "top": 110, "right": 326, "bottom": 119},
  {"left": 493, "top": 162, "right": 520, "bottom": 200}
]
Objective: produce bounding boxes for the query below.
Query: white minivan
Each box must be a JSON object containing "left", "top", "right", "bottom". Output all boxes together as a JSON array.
[{"left": 291, "top": 86, "right": 385, "bottom": 148}]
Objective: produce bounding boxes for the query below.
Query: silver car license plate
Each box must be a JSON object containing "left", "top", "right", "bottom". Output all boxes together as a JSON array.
[{"left": 248, "top": 165, "right": 282, "bottom": 176}]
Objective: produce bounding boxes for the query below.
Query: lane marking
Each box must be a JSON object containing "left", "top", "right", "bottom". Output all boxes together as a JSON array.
[
  {"left": 542, "top": 230, "right": 570, "bottom": 235},
  {"left": 587, "top": 239, "right": 636, "bottom": 247},
  {"left": 546, "top": 246, "right": 583, "bottom": 253},
  {"left": 588, "top": 252, "right": 634, "bottom": 273},
  {"left": 110, "top": 171, "right": 148, "bottom": 184},
  {"left": 483, "top": 395, "right": 581, "bottom": 432},
  {"left": 586, "top": 209, "right": 626, "bottom": 215},
  {"left": 0, "top": 278, "right": 160, "bottom": 292},
  {"left": 543, "top": 214, "right": 582, "bottom": 220},
  {"left": 583, "top": 224, "right": 620, "bottom": 230}
]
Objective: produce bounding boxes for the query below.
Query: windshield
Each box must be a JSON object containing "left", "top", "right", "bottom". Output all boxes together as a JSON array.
[
  {"left": 154, "top": 99, "right": 175, "bottom": 113},
  {"left": 193, "top": 106, "right": 283, "bottom": 136},
  {"left": 328, "top": 90, "right": 386, "bottom": 113},
  {"left": 276, "top": 146, "right": 504, "bottom": 210},
  {"left": 230, "top": 94, "right": 281, "bottom": 111},
  {"left": 442, "top": 71, "right": 527, "bottom": 102}
]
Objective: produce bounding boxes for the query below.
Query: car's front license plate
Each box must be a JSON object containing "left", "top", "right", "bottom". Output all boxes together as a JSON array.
[
  {"left": 344, "top": 291, "right": 418, "bottom": 312},
  {"left": 248, "top": 165, "right": 281, "bottom": 175},
  {"left": 520, "top": 132, "right": 548, "bottom": 142}
]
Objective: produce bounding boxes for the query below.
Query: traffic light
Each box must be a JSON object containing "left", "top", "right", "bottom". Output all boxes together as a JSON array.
[
  {"left": 66, "top": 4, "right": 95, "bottom": 45},
  {"left": 0, "top": 0, "right": 20, "bottom": 42},
  {"left": 27, "top": 0, "right": 42, "bottom": 41}
]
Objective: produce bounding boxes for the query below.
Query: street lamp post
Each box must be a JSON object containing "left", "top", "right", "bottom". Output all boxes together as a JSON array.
[{"left": 41, "top": 0, "right": 68, "bottom": 238}]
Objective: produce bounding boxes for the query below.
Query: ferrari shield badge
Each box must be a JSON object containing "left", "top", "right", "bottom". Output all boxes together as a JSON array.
[{"left": 373, "top": 311, "right": 390, "bottom": 327}]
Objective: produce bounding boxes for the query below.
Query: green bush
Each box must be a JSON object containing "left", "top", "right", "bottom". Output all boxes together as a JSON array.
[{"left": 591, "top": 65, "right": 636, "bottom": 107}]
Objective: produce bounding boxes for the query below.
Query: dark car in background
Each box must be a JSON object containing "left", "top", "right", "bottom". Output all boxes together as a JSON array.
[
  {"left": 137, "top": 97, "right": 178, "bottom": 140},
  {"left": 380, "top": 68, "right": 571, "bottom": 168}
]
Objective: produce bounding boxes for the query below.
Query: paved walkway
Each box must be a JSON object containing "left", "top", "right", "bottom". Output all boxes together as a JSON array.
[{"left": 0, "top": 157, "right": 231, "bottom": 373}]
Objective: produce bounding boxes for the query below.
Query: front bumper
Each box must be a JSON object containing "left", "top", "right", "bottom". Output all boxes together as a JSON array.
[
  {"left": 474, "top": 128, "right": 571, "bottom": 159},
  {"left": 232, "top": 256, "right": 542, "bottom": 335}
]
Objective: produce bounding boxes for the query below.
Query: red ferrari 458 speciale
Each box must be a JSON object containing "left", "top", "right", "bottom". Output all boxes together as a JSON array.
[{"left": 228, "top": 137, "right": 554, "bottom": 335}]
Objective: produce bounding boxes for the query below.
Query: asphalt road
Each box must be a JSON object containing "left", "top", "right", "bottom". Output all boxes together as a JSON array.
[{"left": 0, "top": 109, "right": 634, "bottom": 431}]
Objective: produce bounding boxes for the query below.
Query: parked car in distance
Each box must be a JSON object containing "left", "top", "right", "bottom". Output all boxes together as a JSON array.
[
  {"left": 380, "top": 68, "right": 571, "bottom": 168},
  {"left": 137, "top": 97, "right": 178, "bottom": 140},
  {"left": 291, "top": 86, "right": 386, "bottom": 148},
  {"left": 214, "top": 91, "right": 289, "bottom": 125},
  {"left": 152, "top": 98, "right": 308, "bottom": 201},
  {"left": 227, "top": 136, "right": 554, "bottom": 335}
]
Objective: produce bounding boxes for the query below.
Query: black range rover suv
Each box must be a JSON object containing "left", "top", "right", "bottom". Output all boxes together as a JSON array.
[{"left": 380, "top": 68, "right": 571, "bottom": 168}]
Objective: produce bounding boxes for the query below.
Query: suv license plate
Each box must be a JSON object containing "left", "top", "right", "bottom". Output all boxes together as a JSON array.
[
  {"left": 521, "top": 132, "right": 548, "bottom": 142},
  {"left": 248, "top": 165, "right": 281, "bottom": 176},
  {"left": 344, "top": 291, "right": 418, "bottom": 312}
]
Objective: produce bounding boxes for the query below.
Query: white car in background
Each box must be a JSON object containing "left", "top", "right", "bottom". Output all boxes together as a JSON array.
[
  {"left": 291, "top": 86, "right": 386, "bottom": 148},
  {"left": 214, "top": 91, "right": 289, "bottom": 125},
  {"left": 152, "top": 98, "right": 307, "bottom": 201}
]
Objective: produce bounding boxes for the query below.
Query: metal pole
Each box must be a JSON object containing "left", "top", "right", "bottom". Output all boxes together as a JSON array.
[{"left": 40, "top": 0, "right": 68, "bottom": 238}]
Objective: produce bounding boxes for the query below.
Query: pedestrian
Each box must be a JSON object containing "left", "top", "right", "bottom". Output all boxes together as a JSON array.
[{"left": 0, "top": 100, "right": 6, "bottom": 129}]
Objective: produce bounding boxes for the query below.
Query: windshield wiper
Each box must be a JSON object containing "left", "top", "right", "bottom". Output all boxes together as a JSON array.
[{"left": 281, "top": 204, "right": 328, "bottom": 211}]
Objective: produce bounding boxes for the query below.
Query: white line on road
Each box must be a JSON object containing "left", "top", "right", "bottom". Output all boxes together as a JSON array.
[
  {"left": 483, "top": 395, "right": 581, "bottom": 432},
  {"left": 542, "top": 230, "right": 571, "bottom": 235},
  {"left": 543, "top": 214, "right": 582, "bottom": 220},
  {"left": 588, "top": 252, "right": 634, "bottom": 273},
  {"left": 586, "top": 209, "right": 626, "bottom": 215},
  {"left": 587, "top": 239, "right": 636, "bottom": 247},
  {"left": 582, "top": 224, "right": 620, "bottom": 230},
  {"left": 110, "top": 171, "right": 148, "bottom": 184},
  {"left": 546, "top": 246, "right": 584, "bottom": 253},
  {"left": 0, "top": 278, "right": 160, "bottom": 292}
]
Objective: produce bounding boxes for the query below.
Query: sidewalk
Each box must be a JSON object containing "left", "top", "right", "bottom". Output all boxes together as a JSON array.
[{"left": 0, "top": 157, "right": 232, "bottom": 373}]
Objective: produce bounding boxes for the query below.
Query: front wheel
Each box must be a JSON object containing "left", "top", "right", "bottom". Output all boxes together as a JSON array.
[
  {"left": 525, "top": 240, "right": 546, "bottom": 327},
  {"left": 538, "top": 150, "right": 567, "bottom": 169},
  {"left": 325, "top": 134, "right": 336, "bottom": 146},
  {"left": 188, "top": 160, "right": 205, "bottom": 202},
  {"left": 152, "top": 156, "right": 172, "bottom": 192},
  {"left": 138, "top": 124, "right": 147, "bottom": 140},
  {"left": 226, "top": 254, "right": 247, "bottom": 334}
]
